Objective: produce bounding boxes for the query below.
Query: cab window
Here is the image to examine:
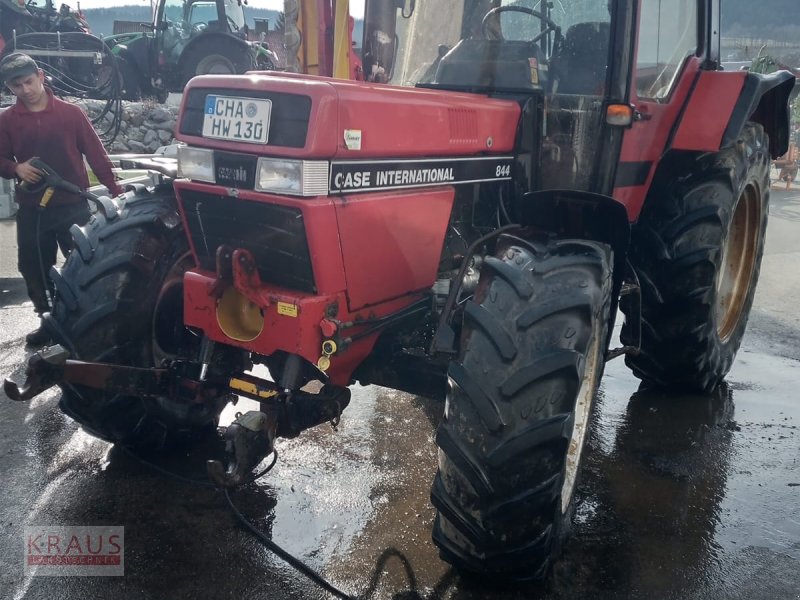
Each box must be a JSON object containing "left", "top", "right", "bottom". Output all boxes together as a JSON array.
[{"left": 636, "top": 0, "right": 698, "bottom": 100}]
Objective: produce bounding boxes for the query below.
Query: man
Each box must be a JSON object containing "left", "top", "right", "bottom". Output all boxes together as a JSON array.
[{"left": 0, "top": 52, "right": 123, "bottom": 346}]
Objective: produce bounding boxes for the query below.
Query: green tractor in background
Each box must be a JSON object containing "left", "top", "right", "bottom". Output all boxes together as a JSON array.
[
  {"left": 1, "top": 0, "right": 278, "bottom": 104},
  {"left": 107, "top": 0, "right": 279, "bottom": 102}
]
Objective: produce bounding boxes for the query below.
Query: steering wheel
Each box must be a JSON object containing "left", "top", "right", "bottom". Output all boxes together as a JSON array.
[
  {"left": 481, "top": 6, "right": 559, "bottom": 45},
  {"left": 191, "top": 21, "right": 207, "bottom": 33}
]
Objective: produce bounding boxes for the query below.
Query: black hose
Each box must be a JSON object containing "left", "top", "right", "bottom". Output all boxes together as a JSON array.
[
  {"left": 117, "top": 439, "right": 357, "bottom": 599},
  {"left": 224, "top": 488, "right": 357, "bottom": 600},
  {"left": 35, "top": 211, "right": 52, "bottom": 313}
]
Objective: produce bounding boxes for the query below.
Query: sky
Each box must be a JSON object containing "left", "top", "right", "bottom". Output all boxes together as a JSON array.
[{"left": 71, "top": 0, "right": 365, "bottom": 17}]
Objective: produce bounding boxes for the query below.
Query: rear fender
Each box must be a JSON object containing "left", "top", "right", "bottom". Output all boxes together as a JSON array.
[
  {"left": 673, "top": 70, "right": 795, "bottom": 159},
  {"left": 722, "top": 71, "right": 796, "bottom": 159}
]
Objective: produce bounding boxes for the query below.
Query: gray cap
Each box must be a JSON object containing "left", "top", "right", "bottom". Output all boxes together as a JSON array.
[{"left": 0, "top": 52, "right": 39, "bottom": 85}]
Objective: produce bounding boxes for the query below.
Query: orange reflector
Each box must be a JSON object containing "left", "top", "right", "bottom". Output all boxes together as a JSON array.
[{"left": 606, "top": 104, "right": 634, "bottom": 127}]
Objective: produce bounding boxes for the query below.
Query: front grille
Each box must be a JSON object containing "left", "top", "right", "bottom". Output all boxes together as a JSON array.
[
  {"left": 179, "top": 190, "right": 316, "bottom": 293},
  {"left": 180, "top": 87, "right": 312, "bottom": 148},
  {"left": 214, "top": 150, "right": 258, "bottom": 189}
]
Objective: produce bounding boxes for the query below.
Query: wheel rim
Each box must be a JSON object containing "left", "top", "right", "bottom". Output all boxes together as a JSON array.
[
  {"left": 152, "top": 252, "right": 199, "bottom": 366},
  {"left": 560, "top": 323, "right": 602, "bottom": 514},
  {"left": 196, "top": 55, "right": 235, "bottom": 75},
  {"left": 714, "top": 184, "right": 761, "bottom": 343}
]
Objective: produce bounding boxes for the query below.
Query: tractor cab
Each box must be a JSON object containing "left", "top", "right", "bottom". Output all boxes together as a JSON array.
[
  {"left": 153, "top": 0, "right": 250, "bottom": 79},
  {"left": 357, "top": 0, "right": 744, "bottom": 204},
  {"left": 360, "top": 0, "right": 627, "bottom": 199}
]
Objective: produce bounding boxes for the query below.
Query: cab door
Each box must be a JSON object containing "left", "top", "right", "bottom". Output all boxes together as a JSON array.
[
  {"left": 154, "top": 0, "right": 191, "bottom": 69},
  {"left": 613, "top": 0, "right": 732, "bottom": 220}
]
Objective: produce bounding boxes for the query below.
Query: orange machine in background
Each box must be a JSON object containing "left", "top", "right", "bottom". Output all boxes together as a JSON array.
[{"left": 775, "top": 142, "right": 799, "bottom": 189}]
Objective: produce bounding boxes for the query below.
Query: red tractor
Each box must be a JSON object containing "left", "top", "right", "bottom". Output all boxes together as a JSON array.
[{"left": 5, "top": 0, "right": 795, "bottom": 581}]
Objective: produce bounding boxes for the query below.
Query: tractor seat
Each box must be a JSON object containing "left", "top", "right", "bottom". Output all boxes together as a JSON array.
[
  {"left": 434, "top": 39, "right": 547, "bottom": 90},
  {"left": 552, "top": 22, "right": 610, "bottom": 95}
]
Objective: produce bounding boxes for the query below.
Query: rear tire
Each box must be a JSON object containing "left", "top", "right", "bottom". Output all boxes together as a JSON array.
[
  {"left": 45, "top": 188, "right": 242, "bottom": 450},
  {"left": 182, "top": 38, "right": 254, "bottom": 83},
  {"left": 431, "top": 236, "right": 612, "bottom": 579},
  {"left": 621, "top": 122, "right": 770, "bottom": 392},
  {"left": 195, "top": 53, "right": 235, "bottom": 75}
]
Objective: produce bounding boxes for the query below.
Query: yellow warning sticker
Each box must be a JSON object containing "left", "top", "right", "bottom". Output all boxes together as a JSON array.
[
  {"left": 528, "top": 58, "right": 539, "bottom": 86},
  {"left": 277, "top": 302, "right": 299, "bottom": 318}
]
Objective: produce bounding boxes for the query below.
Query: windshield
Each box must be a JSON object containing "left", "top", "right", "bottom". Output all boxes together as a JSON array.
[
  {"left": 188, "top": 2, "right": 217, "bottom": 25},
  {"left": 161, "top": 0, "right": 245, "bottom": 32},
  {"left": 382, "top": 0, "right": 611, "bottom": 94},
  {"left": 222, "top": 0, "right": 245, "bottom": 30},
  {"left": 359, "top": 0, "right": 620, "bottom": 193}
]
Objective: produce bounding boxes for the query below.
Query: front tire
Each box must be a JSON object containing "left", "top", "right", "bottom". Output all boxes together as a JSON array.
[
  {"left": 46, "top": 188, "right": 241, "bottom": 450},
  {"left": 431, "top": 237, "right": 613, "bottom": 579},
  {"left": 621, "top": 122, "right": 770, "bottom": 392}
]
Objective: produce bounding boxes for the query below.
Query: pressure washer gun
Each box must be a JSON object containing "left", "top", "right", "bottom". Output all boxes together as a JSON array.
[
  {"left": 18, "top": 158, "right": 121, "bottom": 220},
  {"left": 18, "top": 158, "right": 98, "bottom": 207}
]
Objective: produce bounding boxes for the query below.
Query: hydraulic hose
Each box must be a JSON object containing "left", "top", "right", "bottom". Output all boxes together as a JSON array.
[{"left": 35, "top": 186, "right": 56, "bottom": 312}]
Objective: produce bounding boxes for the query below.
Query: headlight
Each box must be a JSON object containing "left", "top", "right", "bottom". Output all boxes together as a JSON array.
[
  {"left": 255, "top": 158, "right": 329, "bottom": 197},
  {"left": 177, "top": 146, "right": 215, "bottom": 183}
]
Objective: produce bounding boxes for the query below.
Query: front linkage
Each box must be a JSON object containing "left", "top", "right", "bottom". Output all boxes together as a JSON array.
[{"left": 3, "top": 345, "right": 350, "bottom": 487}]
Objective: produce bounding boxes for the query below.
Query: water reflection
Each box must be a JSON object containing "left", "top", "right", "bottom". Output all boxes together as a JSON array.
[{"left": 557, "top": 382, "right": 736, "bottom": 598}]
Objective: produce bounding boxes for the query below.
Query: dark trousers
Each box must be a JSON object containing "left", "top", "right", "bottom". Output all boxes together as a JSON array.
[{"left": 16, "top": 203, "right": 90, "bottom": 315}]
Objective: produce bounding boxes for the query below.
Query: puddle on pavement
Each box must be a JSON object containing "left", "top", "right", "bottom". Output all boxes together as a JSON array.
[
  {"left": 270, "top": 347, "right": 800, "bottom": 599},
  {"left": 551, "top": 348, "right": 800, "bottom": 598},
  {"left": 220, "top": 378, "right": 446, "bottom": 597},
  {"left": 3, "top": 325, "right": 798, "bottom": 599},
  {"left": 219, "top": 368, "right": 433, "bottom": 584}
]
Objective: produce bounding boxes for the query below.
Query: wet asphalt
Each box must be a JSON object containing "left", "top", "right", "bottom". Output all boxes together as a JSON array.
[{"left": 0, "top": 184, "right": 798, "bottom": 600}]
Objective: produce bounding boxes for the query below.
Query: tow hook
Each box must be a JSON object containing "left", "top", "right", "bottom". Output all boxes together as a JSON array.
[
  {"left": 206, "top": 410, "right": 278, "bottom": 488},
  {"left": 3, "top": 345, "right": 69, "bottom": 401}
]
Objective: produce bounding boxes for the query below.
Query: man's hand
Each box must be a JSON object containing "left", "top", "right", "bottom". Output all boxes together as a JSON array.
[{"left": 14, "top": 159, "right": 43, "bottom": 185}]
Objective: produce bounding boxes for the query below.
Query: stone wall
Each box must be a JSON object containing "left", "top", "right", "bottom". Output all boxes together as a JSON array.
[{"left": 77, "top": 99, "right": 179, "bottom": 155}]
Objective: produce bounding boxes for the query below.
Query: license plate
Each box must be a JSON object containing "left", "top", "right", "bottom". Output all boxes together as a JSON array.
[{"left": 202, "top": 95, "right": 271, "bottom": 144}]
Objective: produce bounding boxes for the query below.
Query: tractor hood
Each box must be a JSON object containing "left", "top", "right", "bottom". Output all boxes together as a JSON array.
[
  {"left": 105, "top": 32, "right": 147, "bottom": 45},
  {"left": 175, "top": 71, "right": 521, "bottom": 160}
]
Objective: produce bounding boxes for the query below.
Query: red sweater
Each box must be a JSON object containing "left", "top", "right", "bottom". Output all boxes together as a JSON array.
[{"left": 0, "top": 88, "right": 122, "bottom": 208}]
